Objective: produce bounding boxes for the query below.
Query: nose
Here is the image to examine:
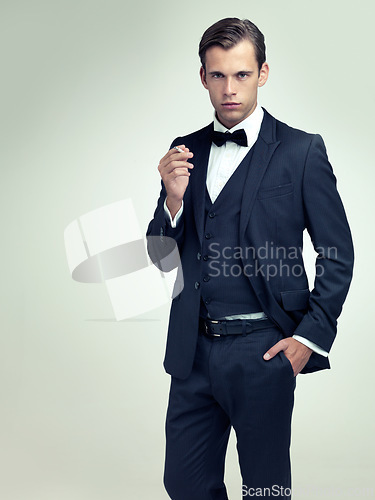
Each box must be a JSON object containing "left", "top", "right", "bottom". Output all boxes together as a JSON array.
[{"left": 224, "top": 77, "right": 236, "bottom": 96}]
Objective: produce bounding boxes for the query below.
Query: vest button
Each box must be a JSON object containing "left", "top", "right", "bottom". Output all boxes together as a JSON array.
[
  {"left": 194, "top": 281, "right": 200, "bottom": 290},
  {"left": 197, "top": 252, "right": 201, "bottom": 260},
  {"left": 205, "top": 298, "right": 211, "bottom": 305},
  {"left": 208, "top": 212, "right": 216, "bottom": 218},
  {"left": 205, "top": 233, "right": 212, "bottom": 239},
  {"left": 203, "top": 255, "right": 208, "bottom": 261},
  {"left": 203, "top": 275, "right": 210, "bottom": 282}
]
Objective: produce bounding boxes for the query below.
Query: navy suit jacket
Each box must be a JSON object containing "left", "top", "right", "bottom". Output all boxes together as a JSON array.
[{"left": 147, "top": 109, "right": 354, "bottom": 379}]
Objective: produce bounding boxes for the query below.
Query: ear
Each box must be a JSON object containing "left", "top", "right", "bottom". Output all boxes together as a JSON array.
[
  {"left": 200, "top": 66, "right": 208, "bottom": 89},
  {"left": 258, "top": 62, "right": 269, "bottom": 88}
]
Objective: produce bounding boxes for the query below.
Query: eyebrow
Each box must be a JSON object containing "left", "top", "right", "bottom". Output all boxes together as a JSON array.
[{"left": 208, "top": 70, "right": 254, "bottom": 75}]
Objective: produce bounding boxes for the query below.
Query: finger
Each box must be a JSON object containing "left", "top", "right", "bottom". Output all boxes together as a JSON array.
[
  {"left": 159, "top": 160, "right": 194, "bottom": 175},
  {"left": 167, "top": 167, "right": 192, "bottom": 178},
  {"left": 170, "top": 149, "right": 193, "bottom": 162},
  {"left": 159, "top": 145, "right": 189, "bottom": 162},
  {"left": 263, "top": 340, "right": 286, "bottom": 360},
  {"left": 158, "top": 152, "right": 193, "bottom": 172},
  {"left": 173, "top": 144, "right": 190, "bottom": 153},
  {"left": 161, "top": 164, "right": 194, "bottom": 179},
  {"left": 167, "top": 146, "right": 193, "bottom": 160}
]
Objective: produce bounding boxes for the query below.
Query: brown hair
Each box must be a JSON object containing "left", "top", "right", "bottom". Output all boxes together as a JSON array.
[{"left": 199, "top": 18, "right": 266, "bottom": 73}]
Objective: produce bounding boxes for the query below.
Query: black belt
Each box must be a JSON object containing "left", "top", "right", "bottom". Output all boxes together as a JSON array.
[{"left": 199, "top": 317, "right": 275, "bottom": 337}]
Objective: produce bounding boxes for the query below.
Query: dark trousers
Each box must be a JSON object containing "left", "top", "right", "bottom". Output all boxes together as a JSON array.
[{"left": 164, "top": 325, "right": 296, "bottom": 500}]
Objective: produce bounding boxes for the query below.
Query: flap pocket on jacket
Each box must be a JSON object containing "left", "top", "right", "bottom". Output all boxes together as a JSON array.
[
  {"left": 257, "top": 183, "right": 294, "bottom": 199},
  {"left": 280, "top": 288, "right": 310, "bottom": 311}
]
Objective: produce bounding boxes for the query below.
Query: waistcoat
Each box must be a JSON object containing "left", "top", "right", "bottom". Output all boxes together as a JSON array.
[{"left": 199, "top": 147, "right": 262, "bottom": 319}]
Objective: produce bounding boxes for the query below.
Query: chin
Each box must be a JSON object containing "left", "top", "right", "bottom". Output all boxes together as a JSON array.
[{"left": 224, "top": 117, "right": 242, "bottom": 128}]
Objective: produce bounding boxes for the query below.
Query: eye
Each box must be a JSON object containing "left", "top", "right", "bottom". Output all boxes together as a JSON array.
[
  {"left": 238, "top": 73, "right": 249, "bottom": 79},
  {"left": 211, "top": 73, "right": 223, "bottom": 79}
]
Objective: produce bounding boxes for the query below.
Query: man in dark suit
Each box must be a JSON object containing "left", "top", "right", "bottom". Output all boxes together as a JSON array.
[{"left": 147, "top": 17, "right": 353, "bottom": 500}]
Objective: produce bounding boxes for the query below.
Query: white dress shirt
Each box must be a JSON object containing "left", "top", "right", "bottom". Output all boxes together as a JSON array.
[{"left": 164, "top": 104, "right": 328, "bottom": 357}]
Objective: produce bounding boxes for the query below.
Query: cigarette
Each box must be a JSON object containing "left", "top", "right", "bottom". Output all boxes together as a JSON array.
[{"left": 173, "top": 146, "right": 184, "bottom": 153}]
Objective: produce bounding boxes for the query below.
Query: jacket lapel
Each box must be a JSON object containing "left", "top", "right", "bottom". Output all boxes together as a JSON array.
[
  {"left": 240, "top": 109, "right": 281, "bottom": 239},
  {"left": 190, "top": 124, "right": 213, "bottom": 246}
]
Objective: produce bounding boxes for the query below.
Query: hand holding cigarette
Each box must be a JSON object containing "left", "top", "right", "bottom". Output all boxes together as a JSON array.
[{"left": 158, "top": 144, "right": 194, "bottom": 218}]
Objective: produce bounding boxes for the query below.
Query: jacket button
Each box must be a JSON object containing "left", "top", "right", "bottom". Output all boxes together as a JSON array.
[
  {"left": 194, "top": 281, "right": 200, "bottom": 290},
  {"left": 197, "top": 252, "right": 201, "bottom": 260},
  {"left": 205, "top": 298, "right": 211, "bottom": 305},
  {"left": 203, "top": 275, "right": 210, "bottom": 282},
  {"left": 205, "top": 233, "right": 212, "bottom": 239},
  {"left": 208, "top": 212, "right": 216, "bottom": 218},
  {"left": 203, "top": 255, "right": 208, "bottom": 261}
]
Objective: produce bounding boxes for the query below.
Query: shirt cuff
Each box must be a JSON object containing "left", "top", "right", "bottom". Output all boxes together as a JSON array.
[
  {"left": 292, "top": 335, "right": 329, "bottom": 357},
  {"left": 164, "top": 199, "right": 184, "bottom": 228}
]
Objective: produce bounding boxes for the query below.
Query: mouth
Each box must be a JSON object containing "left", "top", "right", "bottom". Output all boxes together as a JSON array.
[{"left": 221, "top": 102, "right": 241, "bottom": 109}]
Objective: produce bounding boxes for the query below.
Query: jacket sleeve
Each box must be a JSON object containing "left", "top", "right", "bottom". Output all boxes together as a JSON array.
[
  {"left": 146, "top": 138, "right": 185, "bottom": 271},
  {"left": 293, "top": 134, "right": 354, "bottom": 351}
]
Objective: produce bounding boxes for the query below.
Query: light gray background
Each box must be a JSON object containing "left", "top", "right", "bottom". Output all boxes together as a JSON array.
[{"left": 1, "top": 0, "right": 374, "bottom": 498}]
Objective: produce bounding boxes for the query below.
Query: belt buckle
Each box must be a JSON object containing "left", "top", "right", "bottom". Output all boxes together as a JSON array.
[{"left": 208, "top": 319, "right": 221, "bottom": 337}]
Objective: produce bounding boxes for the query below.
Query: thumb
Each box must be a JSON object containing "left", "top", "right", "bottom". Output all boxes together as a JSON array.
[{"left": 263, "top": 340, "right": 285, "bottom": 361}]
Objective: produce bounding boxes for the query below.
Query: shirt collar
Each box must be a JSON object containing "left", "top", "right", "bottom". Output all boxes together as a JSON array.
[{"left": 213, "top": 104, "right": 264, "bottom": 144}]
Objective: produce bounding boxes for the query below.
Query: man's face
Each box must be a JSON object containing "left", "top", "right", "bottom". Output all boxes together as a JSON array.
[{"left": 200, "top": 39, "right": 269, "bottom": 129}]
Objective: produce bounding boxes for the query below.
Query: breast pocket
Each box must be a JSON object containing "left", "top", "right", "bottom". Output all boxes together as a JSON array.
[{"left": 257, "top": 183, "right": 294, "bottom": 200}]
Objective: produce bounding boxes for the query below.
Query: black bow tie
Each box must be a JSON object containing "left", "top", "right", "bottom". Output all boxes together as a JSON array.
[{"left": 211, "top": 129, "right": 248, "bottom": 147}]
